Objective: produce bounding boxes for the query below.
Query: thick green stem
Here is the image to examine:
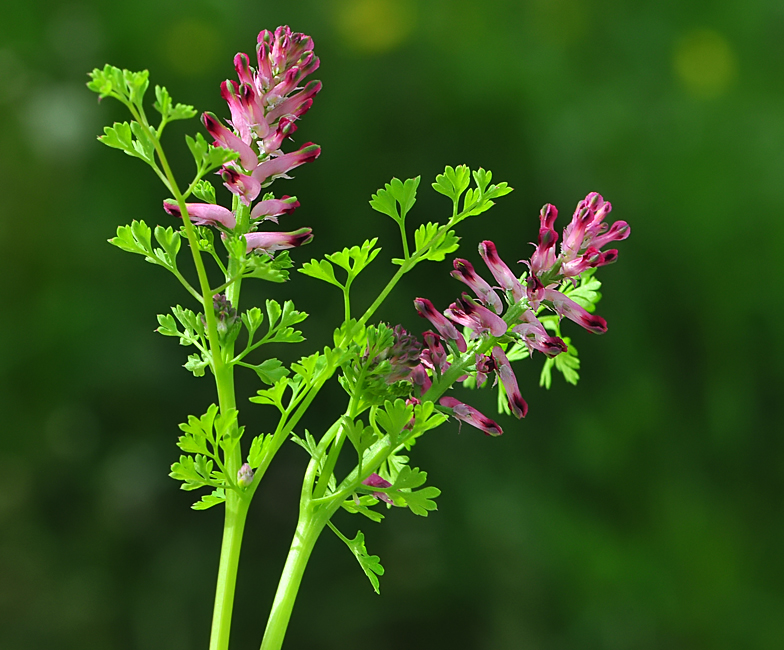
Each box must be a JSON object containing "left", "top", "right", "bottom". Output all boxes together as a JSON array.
[
  {"left": 259, "top": 505, "right": 332, "bottom": 650},
  {"left": 209, "top": 492, "right": 250, "bottom": 650}
]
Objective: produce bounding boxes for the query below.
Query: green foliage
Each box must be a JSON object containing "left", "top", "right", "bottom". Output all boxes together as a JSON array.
[
  {"left": 87, "top": 65, "right": 149, "bottom": 107},
  {"left": 186, "top": 132, "right": 239, "bottom": 176},
  {"left": 375, "top": 399, "right": 414, "bottom": 444},
  {"left": 109, "top": 220, "right": 184, "bottom": 274},
  {"left": 369, "top": 177, "right": 420, "bottom": 224},
  {"left": 152, "top": 85, "right": 197, "bottom": 124},
  {"left": 170, "top": 405, "right": 244, "bottom": 508},
  {"left": 330, "top": 526, "right": 385, "bottom": 594},
  {"left": 299, "top": 239, "right": 381, "bottom": 289},
  {"left": 432, "top": 164, "right": 471, "bottom": 204},
  {"left": 244, "top": 250, "right": 294, "bottom": 283},
  {"left": 378, "top": 466, "right": 441, "bottom": 517},
  {"left": 405, "top": 222, "right": 460, "bottom": 263},
  {"left": 247, "top": 434, "right": 274, "bottom": 470},
  {"left": 561, "top": 268, "right": 602, "bottom": 312},
  {"left": 192, "top": 179, "right": 217, "bottom": 204},
  {"left": 265, "top": 299, "right": 307, "bottom": 344},
  {"left": 341, "top": 495, "right": 385, "bottom": 522},
  {"left": 246, "top": 358, "right": 289, "bottom": 384}
]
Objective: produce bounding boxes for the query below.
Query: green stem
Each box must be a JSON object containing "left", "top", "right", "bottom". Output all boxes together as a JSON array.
[
  {"left": 209, "top": 492, "right": 250, "bottom": 650},
  {"left": 259, "top": 500, "right": 333, "bottom": 650}
]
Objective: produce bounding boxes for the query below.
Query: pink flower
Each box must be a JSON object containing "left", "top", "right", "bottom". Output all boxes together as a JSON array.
[
  {"left": 543, "top": 288, "right": 607, "bottom": 334},
  {"left": 244, "top": 227, "right": 313, "bottom": 254},
  {"left": 439, "top": 396, "right": 503, "bottom": 436},
  {"left": 444, "top": 294, "right": 507, "bottom": 338},
  {"left": 362, "top": 473, "right": 393, "bottom": 504},
  {"left": 202, "top": 112, "right": 259, "bottom": 172},
  {"left": 511, "top": 310, "right": 568, "bottom": 358},
  {"left": 250, "top": 196, "right": 300, "bottom": 223},
  {"left": 529, "top": 204, "right": 559, "bottom": 276},
  {"left": 250, "top": 143, "right": 321, "bottom": 187},
  {"left": 420, "top": 331, "right": 448, "bottom": 373},
  {"left": 409, "top": 364, "right": 432, "bottom": 395},
  {"left": 478, "top": 241, "right": 525, "bottom": 302},
  {"left": 491, "top": 346, "right": 528, "bottom": 419},
  {"left": 451, "top": 258, "right": 503, "bottom": 313},
  {"left": 220, "top": 167, "right": 262, "bottom": 206},
  {"left": 413, "top": 298, "right": 467, "bottom": 353},
  {"left": 163, "top": 200, "right": 236, "bottom": 229}
]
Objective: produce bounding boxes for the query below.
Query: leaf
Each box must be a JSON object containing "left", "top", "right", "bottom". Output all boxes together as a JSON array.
[
  {"left": 248, "top": 358, "right": 289, "bottom": 384},
  {"left": 400, "top": 486, "right": 441, "bottom": 516},
  {"left": 192, "top": 488, "right": 226, "bottom": 510},
  {"left": 250, "top": 377, "right": 289, "bottom": 411},
  {"left": 192, "top": 179, "right": 216, "bottom": 204},
  {"left": 341, "top": 496, "right": 385, "bottom": 522},
  {"left": 153, "top": 85, "right": 197, "bottom": 122},
  {"left": 369, "top": 177, "right": 420, "bottom": 224},
  {"left": 241, "top": 307, "right": 264, "bottom": 336},
  {"left": 247, "top": 434, "right": 274, "bottom": 469},
  {"left": 345, "top": 530, "right": 385, "bottom": 594},
  {"left": 109, "top": 220, "right": 154, "bottom": 257},
  {"left": 244, "top": 250, "right": 292, "bottom": 283},
  {"left": 298, "top": 258, "right": 342, "bottom": 288},
  {"left": 156, "top": 313, "right": 180, "bottom": 338},
  {"left": 539, "top": 337, "right": 580, "bottom": 388},
  {"left": 185, "top": 353, "right": 209, "bottom": 377},
  {"left": 129, "top": 121, "right": 155, "bottom": 164},
  {"left": 375, "top": 399, "right": 414, "bottom": 442},
  {"left": 431, "top": 165, "right": 471, "bottom": 203},
  {"left": 325, "top": 239, "right": 381, "bottom": 280},
  {"left": 169, "top": 454, "right": 214, "bottom": 490},
  {"left": 266, "top": 299, "right": 307, "bottom": 344},
  {"left": 391, "top": 465, "right": 428, "bottom": 491},
  {"left": 98, "top": 121, "right": 134, "bottom": 152},
  {"left": 411, "top": 222, "right": 460, "bottom": 263},
  {"left": 153, "top": 225, "right": 181, "bottom": 267},
  {"left": 562, "top": 269, "right": 602, "bottom": 312}
]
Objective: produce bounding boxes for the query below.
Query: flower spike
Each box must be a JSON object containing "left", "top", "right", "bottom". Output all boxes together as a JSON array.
[
  {"left": 413, "top": 298, "right": 467, "bottom": 352},
  {"left": 451, "top": 258, "right": 503, "bottom": 313},
  {"left": 478, "top": 241, "right": 525, "bottom": 302}
]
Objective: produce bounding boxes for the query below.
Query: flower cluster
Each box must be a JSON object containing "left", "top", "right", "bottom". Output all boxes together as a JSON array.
[
  {"left": 163, "top": 26, "right": 321, "bottom": 255},
  {"left": 403, "top": 193, "right": 630, "bottom": 436}
]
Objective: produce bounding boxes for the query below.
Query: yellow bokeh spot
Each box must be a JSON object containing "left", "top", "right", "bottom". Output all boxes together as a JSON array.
[
  {"left": 673, "top": 29, "right": 738, "bottom": 99},
  {"left": 333, "top": 0, "right": 417, "bottom": 54},
  {"left": 163, "top": 19, "right": 222, "bottom": 77}
]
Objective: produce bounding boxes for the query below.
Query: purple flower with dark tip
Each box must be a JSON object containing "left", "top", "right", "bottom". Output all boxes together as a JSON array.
[
  {"left": 244, "top": 227, "right": 313, "bottom": 254},
  {"left": 413, "top": 298, "right": 467, "bottom": 353},
  {"left": 474, "top": 353, "right": 495, "bottom": 387},
  {"left": 544, "top": 288, "right": 608, "bottom": 334},
  {"left": 445, "top": 294, "right": 507, "bottom": 338},
  {"left": 511, "top": 310, "right": 568, "bottom": 358},
  {"left": 362, "top": 473, "right": 393, "bottom": 504},
  {"left": 451, "top": 259, "right": 503, "bottom": 313},
  {"left": 491, "top": 346, "right": 528, "bottom": 419},
  {"left": 439, "top": 396, "right": 503, "bottom": 436},
  {"left": 478, "top": 241, "right": 525, "bottom": 302},
  {"left": 420, "top": 331, "right": 447, "bottom": 373},
  {"left": 250, "top": 196, "right": 300, "bottom": 223},
  {"left": 163, "top": 200, "right": 236, "bottom": 229}
]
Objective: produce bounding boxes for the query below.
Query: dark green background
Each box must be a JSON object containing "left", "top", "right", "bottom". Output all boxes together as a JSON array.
[{"left": 2, "top": 1, "right": 783, "bottom": 648}]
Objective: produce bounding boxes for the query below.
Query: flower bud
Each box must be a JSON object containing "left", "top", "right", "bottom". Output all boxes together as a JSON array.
[{"left": 237, "top": 463, "right": 254, "bottom": 488}]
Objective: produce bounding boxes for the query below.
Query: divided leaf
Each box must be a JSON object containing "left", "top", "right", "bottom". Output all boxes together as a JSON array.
[{"left": 369, "top": 177, "right": 420, "bottom": 223}]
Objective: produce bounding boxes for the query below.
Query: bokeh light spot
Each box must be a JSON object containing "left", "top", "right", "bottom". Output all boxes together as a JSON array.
[
  {"left": 162, "top": 19, "right": 222, "bottom": 77},
  {"left": 673, "top": 28, "right": 737, "bottom": 99},
  {"left": 333, "top": 0, "right": 417, "bottom": 54}
]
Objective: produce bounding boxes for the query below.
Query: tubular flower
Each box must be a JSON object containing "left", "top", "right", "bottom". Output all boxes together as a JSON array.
[
  {"left": 420, "top": 331, "right": 448, "bottom": 373},
  {"left": 413, "top": 298, "right": 467, "bottom": 353},
  {"left": 511, "top": 310, "right": 568, "bottom": 358},
  {"left": 362, "top": 473, "right": 393, "bottom": 504},
  {"left": 478, "top": 241, "right": 525, "bottom": 302},
  {"left": 374, "top": 325, "right": 422, "bottom": 383},
  {"left": 544, "top": 288, "right": 608, "bottom": 334},
  {"left": 409, "top": 364, "right": 432, "bottom": 396},
  {"left": 491, "top": 346, "right": 528, "bottom": 419},
  {"left": 244, "top": 227, "right": 313, "bottom": 254},
  {"left": 451, "top": 258, "right": 503, "bottom": 313},
  {"left": 163, "top": 200, "right": 236, "bottom": 229},
  {"left": 529, "top": 204, "right": 559, "bottom": 276},
  {"left": 250, "top": 143, "right": 321, "bottom": 187},
  {"left": 445, "top": 294, "right": 507, "bottom": 338},
  {"left": 439, "top": 396, "right": 503, "bottom": 436},
  {"left": 250, "top": 195, "right": 300, "bottom": 222},
  {"left": 202, "top": 112, "right": 259, "bottom": 171},
  {"left": 220, "top": 167, "right": 262, "bottom": 206}
]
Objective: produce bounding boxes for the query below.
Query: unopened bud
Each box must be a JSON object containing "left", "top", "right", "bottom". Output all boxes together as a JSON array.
[{"left": 237, "top": 463, "right": 254, "bottom": 488}]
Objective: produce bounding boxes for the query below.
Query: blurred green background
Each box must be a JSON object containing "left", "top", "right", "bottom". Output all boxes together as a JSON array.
[{"left": 2, "top": 0, "right": 783, "bottom": 648}]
